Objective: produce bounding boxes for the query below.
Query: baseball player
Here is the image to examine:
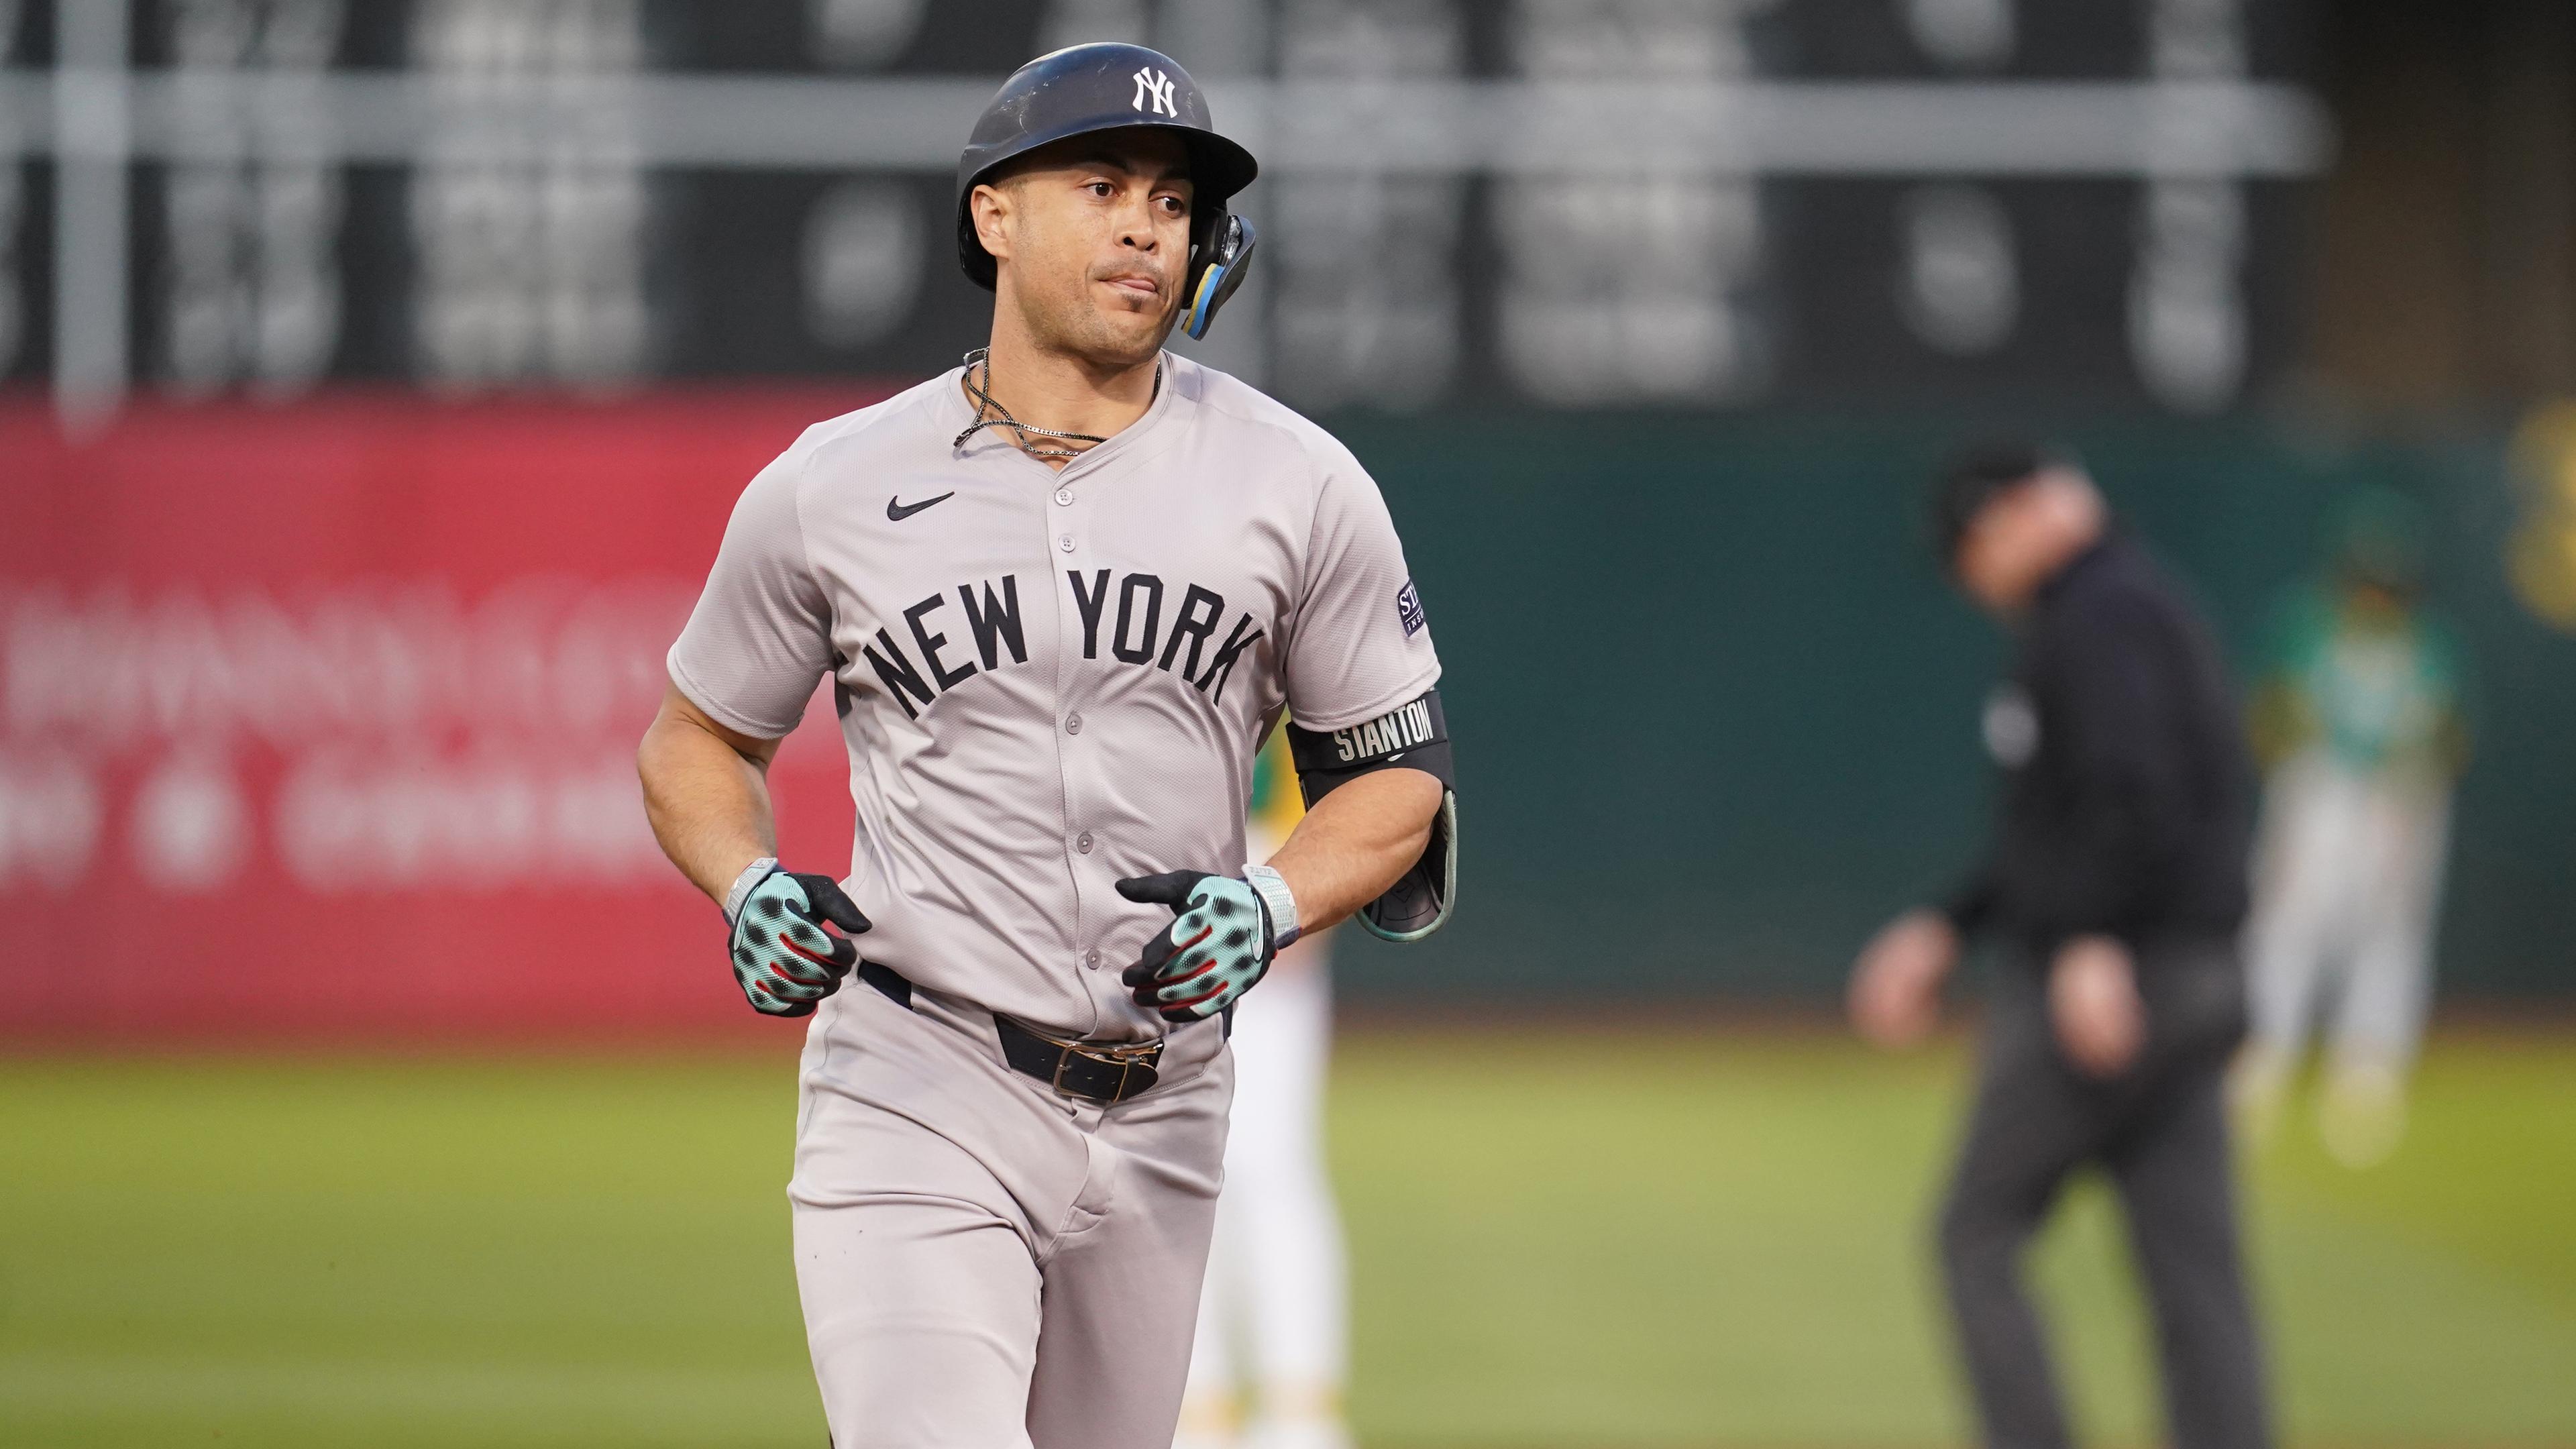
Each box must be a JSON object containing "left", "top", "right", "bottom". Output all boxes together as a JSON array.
[
  {"left": 635, "top": 42, "right": 1457, "bottom": 1449},
  {"left": 2233, "top": 492, "right": 2466, "bottom": 1167},
  {"left": 1174, "top": 723, "right": 1356, "bottom": 1449}
]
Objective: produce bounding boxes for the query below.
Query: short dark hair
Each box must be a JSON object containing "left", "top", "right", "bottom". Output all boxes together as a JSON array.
[{"left": 1930, "top": 441, "right": 2076, "bottom": 566}]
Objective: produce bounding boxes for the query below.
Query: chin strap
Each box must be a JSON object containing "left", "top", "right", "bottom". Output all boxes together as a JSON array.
[{"left": 952, "top": 348, "right": 1161, "bottom": 462}]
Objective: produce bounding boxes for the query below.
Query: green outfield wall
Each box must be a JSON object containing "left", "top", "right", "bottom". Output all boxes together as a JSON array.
[{"left": 1328, "top": 413, "right": 2575, "bottom": 1002}]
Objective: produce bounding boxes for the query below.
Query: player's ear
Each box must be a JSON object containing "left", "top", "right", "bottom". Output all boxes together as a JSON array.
[{"left": 971, "top": 182, "right": 1016, "bottom": 271}]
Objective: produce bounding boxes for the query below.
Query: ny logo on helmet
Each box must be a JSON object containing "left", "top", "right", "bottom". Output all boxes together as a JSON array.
[{"left": 1131, "top": 67, "right": 1177, "bottom": 117}]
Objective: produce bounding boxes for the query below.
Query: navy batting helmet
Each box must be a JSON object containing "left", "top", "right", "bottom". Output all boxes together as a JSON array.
[{"left": 955, "top": 43, "right": 1260, "bottom": 339}]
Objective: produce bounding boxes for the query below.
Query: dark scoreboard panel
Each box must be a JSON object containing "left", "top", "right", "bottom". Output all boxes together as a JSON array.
[{"left": 1, "top": 0, "right": 2321, "bottom": 413}]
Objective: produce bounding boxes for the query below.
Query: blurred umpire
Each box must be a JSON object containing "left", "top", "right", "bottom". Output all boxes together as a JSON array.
[{"left": 1847, "top": 446, "right": 2273, "bottom": 1449}]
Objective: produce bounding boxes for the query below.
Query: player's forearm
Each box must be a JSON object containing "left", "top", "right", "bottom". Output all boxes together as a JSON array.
[
  {"left": 1265, "top": 767, "right": 1444, "bottom": 934},
  {"left": 638, "top": 704, "right": 781, "bottom": 906}
]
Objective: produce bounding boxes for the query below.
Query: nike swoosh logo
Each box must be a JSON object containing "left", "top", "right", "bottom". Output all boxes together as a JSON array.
[{"left": 887, "top": 492, "right": 955, "bottom": 521}]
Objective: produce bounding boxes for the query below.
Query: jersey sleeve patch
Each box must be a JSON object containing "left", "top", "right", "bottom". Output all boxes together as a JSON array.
[{"left": 1396, "top": 579, "right": 1427, "bottom": 637}]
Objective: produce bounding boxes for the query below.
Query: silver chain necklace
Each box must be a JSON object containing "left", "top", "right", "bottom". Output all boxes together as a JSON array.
[{"left": 952, "top": 348, "right": 1159, "bottom": 461}]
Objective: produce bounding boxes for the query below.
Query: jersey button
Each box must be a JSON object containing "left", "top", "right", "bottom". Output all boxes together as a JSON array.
[
  {"left": 1083, "top": 947, "right": 1103, "bottom": 969},
  {"left": 1076, "top": 832, "right": 1093, "bottom": 854},
  {"left": 1065, "top": 713, "right": 1083, "bottom": 735},
  {"left": 1054, "top": 487, "right": 1075, "bottom": 506},
  {"left": 1057, "top": 534, "right": 1075, "bottom": 553}
]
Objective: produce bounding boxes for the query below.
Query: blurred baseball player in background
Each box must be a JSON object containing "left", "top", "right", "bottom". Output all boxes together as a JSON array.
[
  {"left": 636, "top": 42, "right": 1456, "bottom": 1449},
  {"left": 1175, "top": 722, "right": 1356, "bottom": 1449},
  {"left": 2233, "top": 490, "right": 2467, "bottom": 1167}
]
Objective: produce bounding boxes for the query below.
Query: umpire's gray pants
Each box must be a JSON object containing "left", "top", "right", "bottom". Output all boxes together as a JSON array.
[
  {"left": 1938, "top": 940, "right": 2272, "bottom": 1449},
  {"left": 790, "top": 978, "right": 1232, "bottom": 1449}
]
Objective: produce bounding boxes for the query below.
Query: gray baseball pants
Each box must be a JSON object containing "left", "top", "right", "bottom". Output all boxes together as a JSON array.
[
  {"left": 1938, "top": 940, "right": 2272, "bottom": 1449},
  {"left": 789, "top": 977, "right": 1233, "bottom": 1449},
  {"left": 2246, "top": 755, "right": 2451, "bottom": 1072}
]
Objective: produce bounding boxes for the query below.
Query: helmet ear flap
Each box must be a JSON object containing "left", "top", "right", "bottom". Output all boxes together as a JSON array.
[{"left": 1183, "top": 213, "right": 1257, "bottom": 340}]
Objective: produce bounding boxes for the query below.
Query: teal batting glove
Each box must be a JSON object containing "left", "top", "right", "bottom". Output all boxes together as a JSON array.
[
  {"left": 1116, "top": 871, "right": 1276, "bottom": 1023},
  {"left": 727, "top": 866, "right": 870, "bottom": 1018}
]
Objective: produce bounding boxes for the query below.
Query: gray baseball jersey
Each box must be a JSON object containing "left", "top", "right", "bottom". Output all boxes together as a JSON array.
[{"left": 667, "top": 352, "right": 1440, "bottom": 1040}]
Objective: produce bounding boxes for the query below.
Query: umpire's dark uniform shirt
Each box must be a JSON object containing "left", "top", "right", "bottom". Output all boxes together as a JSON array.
[
  {"left": 1944, "top": 533, "right": 2253, "bottom": 955},
  {"left": 1931, "top": 532, "right": 2272, "bottom": 1449}
]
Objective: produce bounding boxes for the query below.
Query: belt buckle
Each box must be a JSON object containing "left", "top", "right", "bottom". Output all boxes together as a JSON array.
[{"left": 1051, "top": 1036, "right": 1165, "bottom": 1102}]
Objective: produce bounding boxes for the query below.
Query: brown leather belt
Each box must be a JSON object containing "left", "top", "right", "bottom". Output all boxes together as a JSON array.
[{"left": 857, "top": 961, "right": 1167, "bottom": 1104}]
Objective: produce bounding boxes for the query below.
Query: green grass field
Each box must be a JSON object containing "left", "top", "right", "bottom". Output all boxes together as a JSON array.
[{"left": 3, "top": 1028, "right": 2570, "bottom": 1448}]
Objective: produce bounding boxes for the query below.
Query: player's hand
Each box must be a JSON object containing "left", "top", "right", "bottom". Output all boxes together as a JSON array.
[
  {"left": 1848, "top": 908, "right": 1960, "bottom": 1049},
  {"left": 2049, "top": 934, "right": 2144, "bottom": 1078},
  {"left": 1116, "top": 871, "right": 1276, "bottom": 1023},
  {"left": 727, "top": 867, "right": 871, "bottom": 1018}
]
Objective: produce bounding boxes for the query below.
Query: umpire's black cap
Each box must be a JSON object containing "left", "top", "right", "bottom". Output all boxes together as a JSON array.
[
  {"left": 1930, "top": 441, "right": 2080, "bottom": 568},
  {"left": 955, "top": 43, "right": 1260, "bottom": 290}
]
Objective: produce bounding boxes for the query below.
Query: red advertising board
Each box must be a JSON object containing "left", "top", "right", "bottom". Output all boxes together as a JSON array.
[{"left": 0, "top": 388, "right": 901, "bottom": 1044}]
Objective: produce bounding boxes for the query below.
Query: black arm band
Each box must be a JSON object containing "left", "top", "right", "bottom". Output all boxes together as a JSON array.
[
  {"left": 1285, "top": 690, "right": 1453, "bottom": 800},
  {"left": 1285, "top": 690, "right": 1456, "bottom": 943}
]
